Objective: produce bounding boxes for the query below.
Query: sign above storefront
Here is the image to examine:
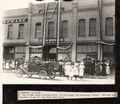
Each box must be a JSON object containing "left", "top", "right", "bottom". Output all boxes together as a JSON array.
[
  {"left": 45, "top": 38, "right": 64, "bottom": 42},
  {"left": 2, "top": 18, "right": 28, "bottom": 24},
  {"left": 38, "top": 38, "right": 64, "bottom": 42}
]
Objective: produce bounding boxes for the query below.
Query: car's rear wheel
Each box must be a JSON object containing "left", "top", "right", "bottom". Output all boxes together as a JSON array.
[
  {"left": 48, "top": 70, "right": 56, "bottom": 79},
  {"left": 16, "top": 68, "right": 23, "bottom": 77},
  {"left": 39, "top": 70, "right": 47, "bottom": 79}
]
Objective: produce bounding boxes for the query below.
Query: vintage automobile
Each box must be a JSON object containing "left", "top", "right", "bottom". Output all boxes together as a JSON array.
[{"left": 16, "top": 61, "right": 59, "bottom": 79}]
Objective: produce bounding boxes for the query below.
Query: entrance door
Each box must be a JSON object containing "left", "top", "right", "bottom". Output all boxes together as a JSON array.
[{"left": 42, "top": 46, "right": 57, "bottom": 61}]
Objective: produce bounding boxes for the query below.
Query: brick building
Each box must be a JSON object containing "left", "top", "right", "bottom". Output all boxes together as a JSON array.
[{"left": 2, "top": 0, "right": 115, "bottom": 62}]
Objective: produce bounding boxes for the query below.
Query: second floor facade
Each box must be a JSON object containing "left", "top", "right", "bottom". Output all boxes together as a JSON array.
[{"left": 2, "top": 0, "right": 115, "bottom": 45}]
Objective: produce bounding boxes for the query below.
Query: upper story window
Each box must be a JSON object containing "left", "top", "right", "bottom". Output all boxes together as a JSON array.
[
  {"left": 35, "top": 23, "right": 42, "bottom": 38},
  {"left": 48, "top": 21, "right": 55, "bottom": 38},
  {"left": 78, "top": 19, "right": 86, "bottom": 37},
  {"left": 89, "top": 18, "right": 96, "bottom": 36},
  {"left": 18, "top": 24, "right": 24, "bottom": 39},
  {"left": 61, "top": 20, "right": 68, "bottom": 38},
  {"left": 105, "top": 17, "right": 113, "bottom": 36},
  {"left": 7, "top": 24, "right": 13, "bottom": 39}
]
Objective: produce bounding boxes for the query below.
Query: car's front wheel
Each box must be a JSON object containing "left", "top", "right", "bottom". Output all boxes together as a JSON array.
[
  {"left": 39, "top": 70, "right": 47, "bottom": 79},
  {"left": 16, "top": 68, "right": 23, "bottom": 78}
]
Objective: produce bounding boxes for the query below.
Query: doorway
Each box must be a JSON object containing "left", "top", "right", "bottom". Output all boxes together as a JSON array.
[{"left": 42, "top": 45, "right": 57, "bottom": 61}]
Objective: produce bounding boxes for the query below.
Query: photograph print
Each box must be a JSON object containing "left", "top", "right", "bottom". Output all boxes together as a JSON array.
[{"left": 2, "top": 0, "right": 115, "bottom": 84}]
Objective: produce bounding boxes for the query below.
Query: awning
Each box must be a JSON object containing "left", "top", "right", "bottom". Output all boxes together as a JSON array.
[
  {"left": 57, "top": 42, "right": 73, "bottom": 50},
  {"left": 29, "top": 45, "right": 44, "bottom": 49},
  {"left": 97, "top": 41, "right": 115, "bottom": 46}
]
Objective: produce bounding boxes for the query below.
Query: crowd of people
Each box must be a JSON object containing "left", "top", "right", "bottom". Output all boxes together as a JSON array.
[
  {"left": 58, "top": 58, "right": 115, "bottom": 80},
  {"left": 3, "top": 56, "right": 115, "bottom": 79},
  {"left": 3, "top": 57, "right": 25, "bottom": 70}
]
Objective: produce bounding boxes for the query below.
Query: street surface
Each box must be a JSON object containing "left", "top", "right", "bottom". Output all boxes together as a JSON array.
[{"left": 1, "top": 70, "right": 115, "bottom": 85}]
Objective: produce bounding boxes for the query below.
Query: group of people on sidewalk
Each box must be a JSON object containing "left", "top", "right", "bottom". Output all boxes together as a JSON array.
[
  {"left": 3, "top": 57, "right": 25, "bottom": 70},
  {"left": 59, "top": 58, "right": 115, "bottom": 80},
  {"left": 64, "top": 61, "right": 85, "bottom": 80},
  {"left": 3, "top": 56, "right": 114, "bottom": 80}
]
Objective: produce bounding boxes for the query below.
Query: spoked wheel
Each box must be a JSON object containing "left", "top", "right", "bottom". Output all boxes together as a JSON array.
[
  {"left": 39, "top": 70, "right": 47, "bottom": 79},
  {"left": 48, "top": 70, "right": 56, "bottom": 79},
  {"left": 16, "top": 68, "right": 23, "bottom": 78}
]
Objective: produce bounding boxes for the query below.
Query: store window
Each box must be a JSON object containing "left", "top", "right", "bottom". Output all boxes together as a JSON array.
[
  {"left": 15, "top": 46, "right": 26, "bottom": 53},
  {"left": 77, "top": 45, "right": 97, "bottom": 53},
  {"left": 77, "top": 45, "right": 97, "bottom": 61},
  {"left": 105, "top": 17, "right": 113, "bottom": 36},
  {"left": 15, "top": 46, "right": 26, "bottom": 58},
  {"left": 30, "top": 48, "right": 42, "bottom": 54},
  {"left": 48, "top": 21, "right": 55, "bottom": 38},
  {"left": 61, "top": 20, "right": 68, "bottom": 38},
  {"left": 58, "top": 47, "right": 71, "bottom": 61},
  {"left": 18, "top": 24, "right": 24, "bottom": 39},
  {"left": 78, "top": 19, "right": 85, "bottom": 37},
  {"left": 7, "top": 24, "right": 13, "bottom": 39},
  {"left": 35, "top": 23, "right": 42, "bottom": 38},
  {"left": 89, "top": 18, "right": 96, "bottom": 36}
]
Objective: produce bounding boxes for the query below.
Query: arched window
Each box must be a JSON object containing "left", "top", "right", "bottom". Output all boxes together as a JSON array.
[
  {"left": 105, "top": 17, "right": 113, "bottom": 36},
  {"left": 78, "top": 19, "right": 85, "bottom": 37},
  {"left": 89, "top": 18, "right": 96, "bottom": 36},
  {"left": 18, "top": 24, "right": 24, "bottom": 39},
  {"left": 48, "top": 21, "right": 55, "bottom": 38},
  {"left": 35, "top": 23, "right": 42, "bottom": 38},
  {"left": 61, "top": 20, "right": 68, "bottom": 38},
  {"left": 7, "top": 24, "right": 13, "bottom": 39}
]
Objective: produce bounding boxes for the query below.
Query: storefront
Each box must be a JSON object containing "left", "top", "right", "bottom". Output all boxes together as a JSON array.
[
  {"left": 3, "top": 46, "right": 26, "bottom": 60},
  {"left": 76, "top": 44, "right": 97, "bottom": 62}
]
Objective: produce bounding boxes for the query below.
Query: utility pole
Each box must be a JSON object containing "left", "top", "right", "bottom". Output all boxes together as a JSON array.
[{"left": 98, "top": 0, "right": 103, "bottom": 61}]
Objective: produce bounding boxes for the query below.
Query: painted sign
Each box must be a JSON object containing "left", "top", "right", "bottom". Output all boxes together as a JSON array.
[{"left": 2, "top": 18, "right": 28, "bottom": 24}]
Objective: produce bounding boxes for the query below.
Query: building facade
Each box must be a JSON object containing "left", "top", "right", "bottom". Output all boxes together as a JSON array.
[{"left": 2, "top": 0, "right": 115, "bottom": 62}]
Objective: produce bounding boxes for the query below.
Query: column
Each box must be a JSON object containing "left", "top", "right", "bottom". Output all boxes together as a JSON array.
[
  {"left": 25, "top": 3, "right": 32, "bottom": 62},
  {"left": 98, "top": 44, "right": 103, "bottom": 61},
  {"left": 97, "top": 0, "right": 103, "bottom": 61},
  {"left": 71, "top": 0, "right": 78, "bottom": 62}
]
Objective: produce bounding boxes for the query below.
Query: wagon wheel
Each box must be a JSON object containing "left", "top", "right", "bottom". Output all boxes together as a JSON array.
[
  {"left": 16, "top": 68, "right": 23, "bottom": 78},
  {"left": 39, "top": 70, "right": 47, "bottom": 79},
  {"left": 48, "top": 70, "right": 56, "bottom": 79}
]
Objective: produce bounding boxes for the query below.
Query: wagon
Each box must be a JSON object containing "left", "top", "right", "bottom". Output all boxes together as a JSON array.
[{"left": 16, "top": 62, "right": 58, "bottom": 79}]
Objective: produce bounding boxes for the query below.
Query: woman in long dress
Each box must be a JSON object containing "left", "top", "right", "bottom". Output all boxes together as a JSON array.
[
  {"left": 106, "top": 62, "right": 110, "bottom": 77},
  {"left": 69, "top": 62, "right": 74, "bottom": 80},
  {"left": 78, "top": 61, "right": 85, "bottom": 79},
  {"left": 64, "top": 62, "right": 71, "bottom": 80},
  {"left": 73, "top": 63, "right": 79, "bottom": 80}
]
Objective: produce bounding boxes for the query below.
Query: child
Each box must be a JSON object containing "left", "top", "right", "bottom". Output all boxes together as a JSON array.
[
  {"left": 64, "top": 62, "right": 70, "bottom": 80},
  {"left": 73, "top": 63, "right": 79, "bottom": 80},
  {"left": 69, "top": 62, "right": 74, "bottom": 80},
  {"left": 78, "top": 61, "right": 85, "bottom": 79}
]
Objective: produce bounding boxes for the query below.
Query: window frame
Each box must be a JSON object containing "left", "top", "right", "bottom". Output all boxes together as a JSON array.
[
  {"left": 18, "top": 24, "right": 24, "bottom": 39},
  {"left": 35, "top": 22, "right": 42, "bottom": 39},
  {"left": 61, "top": 20, "right": 68, "bottom": 38},
  {"left": 78, "top": 19, "right": 86, "bottom": 37},
  {"left": 48, "top": 21, "right": 55, "bottom": 39},
  {"left": 105, "top": 17, "right": 113, "bottom": 36},
  {"left": 7, "top": 24, "right": 13, "bottom": 39},
  {"left": 89, "top": 18, "right": 96, "bottom": 36}
]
